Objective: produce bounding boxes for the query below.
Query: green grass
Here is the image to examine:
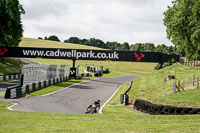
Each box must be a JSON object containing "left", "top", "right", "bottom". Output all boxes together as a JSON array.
[
  {"left": 1, "top": 82, "right": 200, "bottom": 133},
  {"left": 0, "top": 91, "right": 5, "bottom": 97},
  {"left": 26, "top": 58, "right": 156, "bottom": 78},
  {"left": 1, "top": 38, "right": 200, "bottom": 132},
  {"left": 31, "top": 78, "right": 90, "bottom": 96},
  {"left": 0, "top": 58, "right": 23, "bottom": 76},
  {"left": 20, "top": 38, "right": 104, "bottom": 50},
  {"left": 129, "top": 64, "right": 200, "bottom": 108}
]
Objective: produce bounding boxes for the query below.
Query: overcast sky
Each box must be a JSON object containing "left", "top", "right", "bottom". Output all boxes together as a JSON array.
[{"left": 19, "top": 0, "right": 173, "bottom": 46}]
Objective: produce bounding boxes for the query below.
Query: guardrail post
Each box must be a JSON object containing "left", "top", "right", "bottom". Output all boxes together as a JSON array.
[
  {"left": 4, "top": 88, "right": 11, "bottom": 99},
  {"left": 197, "top": 77, "right": 199, "bottom": 89},
  {"left": 20, "top": 74, "right": 24, "bottom": 87},
  {"left": 173, "top": 81, "right": 176, "bottom": 93}
]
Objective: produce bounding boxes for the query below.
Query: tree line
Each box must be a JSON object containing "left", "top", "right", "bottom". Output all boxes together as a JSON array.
[
  {"left": 40, "top": 36, "right": 177, "bottom": 54},
  {"left": 1, "top": 0, "right": 199, "bottom": 59}
]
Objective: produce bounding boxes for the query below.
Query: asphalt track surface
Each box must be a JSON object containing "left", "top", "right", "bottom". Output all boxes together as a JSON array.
[
  {"left": 11, "top": 75, "right": 139, "bottom": 114},
  {"left": 0, "top": 80, "right": 19, "bottom": 92}
]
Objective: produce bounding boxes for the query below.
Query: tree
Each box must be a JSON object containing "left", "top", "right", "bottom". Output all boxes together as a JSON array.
[
  {"left": 47, "top": 35, "right": 60, "bottom": 42},
  {"left": 164, "top": 0, "right": 200, "bottom": 60},
  {"left": 121, "top": 42, "right": 130, "bottom": 51},
  {"left": 0, "top": 0, "right": 25, "bottom": 47},
  {"left": 155, "top": 44, "right": 171, "bottom": 54},
  {"left": 130, "top": 43, "right": 143, "bottom": 52},
  {"left": 64, "top": 37, "right": 81, "bottom": 44},
  {"left": 143, "top": 43, "right": 155, "bottom": 52}
]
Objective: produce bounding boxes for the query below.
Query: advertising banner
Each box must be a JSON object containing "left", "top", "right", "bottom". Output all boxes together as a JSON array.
[{"left": 0, "top": 47, "right": 179, "bottom": 63}]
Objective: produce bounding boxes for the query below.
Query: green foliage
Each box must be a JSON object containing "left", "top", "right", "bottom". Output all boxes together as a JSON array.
[
  {"left": 64, "top": 37, "right": 81, "bottom": 44},
  {"left": 46, "top": 35, "right": 60, "bottom": 42},
  {"left": 0, "top": 0, "right": 24, "bottom": 47},
  {"left": 164, "top": 0, "right": 200, "bottom": 60},
  {"left": 155, "top": 44, "right": 175, "bottom": 54},
  {"left": 64, "top": 37, "right": 131, "bottom": 51},
  {"left": 130, "top": 43, "right": 155, "bottom": 52},
  {"left": 121, "top": 42, "right": 130, "bottom": 51},
  {"left": 130, "top": 43, "right": 176, "bottom": 54}
]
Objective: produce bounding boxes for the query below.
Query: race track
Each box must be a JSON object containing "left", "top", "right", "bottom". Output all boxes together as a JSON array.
[
  {"left": 0, "top": 80, "right": 19, "bottom": 92},
  {"left": 11, "top": 75, "right": 139, "bottom": 114}
]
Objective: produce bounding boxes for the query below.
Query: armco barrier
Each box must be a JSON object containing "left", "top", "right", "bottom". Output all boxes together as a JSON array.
[
  {"left": 0, "top": 74, "right": 20, "bottom": 81},
  {"left": 4, "top": 76, "right": 69, "bottom": 99},
  {"left": 134, "top": 99, "right": 200, "bottom": 115}
]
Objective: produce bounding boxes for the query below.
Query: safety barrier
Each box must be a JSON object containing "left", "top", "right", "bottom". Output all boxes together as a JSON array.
[
  {"left": 4, "top": 76, "right": 69, "bottom": 99},
  {"left": 134, "top": 99, "right": 200, "bottom": 115},
  {"left": 0, "top": 74, "right": 20, "bottom": 81},
  {"left": 120, "top": 81, "right": 133, "bottom": 105}
]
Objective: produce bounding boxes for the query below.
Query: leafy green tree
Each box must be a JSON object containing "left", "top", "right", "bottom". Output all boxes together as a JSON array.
[
  {"left": 0, "top": 0, "right": 25, "bottom": 47},
  {"left": 130, "top": 43, "right": 143, "bottom": 52},
  {"left": 64, "top": 37, "right": 80, "bottom": 44},
  {"left": 143, "top": 43, "right": 155, "bottom": 52},
  {"left": 164, "top": 0, "right": 200, "bottom": 60},
  {"left": 47, "top": 35, "right": 60, "bottom": 42},
  {"left": 121, "top": 42, "right": 130, "bottom": 51}
]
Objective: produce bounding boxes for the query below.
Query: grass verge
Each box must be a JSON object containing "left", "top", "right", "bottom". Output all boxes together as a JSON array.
[{"left": 129, "top": 64, "right": 200, "bottom": 108}]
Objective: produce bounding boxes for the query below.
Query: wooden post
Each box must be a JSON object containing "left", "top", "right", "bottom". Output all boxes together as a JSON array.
[
  {"left": 173, "top": 81, "right": 176, "bottom": 93},
  {"left": 197, "top": 78, "right": 199, "bottom": 89},
  {"left": 178, "top": 81, "right": 181, "bottom": 92},
  {"left": 193, "top": 74, "right": 195, "bottom": 86}
]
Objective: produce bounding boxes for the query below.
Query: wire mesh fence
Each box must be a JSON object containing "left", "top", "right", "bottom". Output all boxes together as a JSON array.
[{"left": 22, "top": 64, "right": 69, "bottom": 86}]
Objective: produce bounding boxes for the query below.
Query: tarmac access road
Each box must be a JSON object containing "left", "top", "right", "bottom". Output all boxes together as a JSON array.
[{"left": 9, "top": 75, "right": 139, "bottom": 114}]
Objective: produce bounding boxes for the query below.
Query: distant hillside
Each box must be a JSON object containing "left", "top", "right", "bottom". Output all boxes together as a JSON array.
[{"left": 19, "top": 38, "right": 105, "bottom": 50}]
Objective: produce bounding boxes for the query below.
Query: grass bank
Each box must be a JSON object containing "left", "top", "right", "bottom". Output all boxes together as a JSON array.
[
  {"left": 0, "top": 58, "right": 23, "bottom": 76},
  {"left": 27, "top": 58, "right": 156, "bottom": 78},
  {"left": 129, "top": 64, "right": 200, "bottom": 108},
  {"left": 20, "top": 38, "right": 104, "bottom": 50}
]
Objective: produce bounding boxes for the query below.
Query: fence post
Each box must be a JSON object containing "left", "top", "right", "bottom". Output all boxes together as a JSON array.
[
  {"left": 197, "top": 77, "right": 199, "bottom": 89},
  {"left": 193, "top": 74, "right": 195, "bottom": 86},
  {"left": 178, "top": 81, "right": 181, "bottom": 92},
  {"left": 173, "top": 81, "right": 176, "bottom": 93}
]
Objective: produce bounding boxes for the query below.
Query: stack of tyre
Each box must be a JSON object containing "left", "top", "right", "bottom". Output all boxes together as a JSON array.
[{"left": 134, "top": 99, "right": 200, "bottom": 115}]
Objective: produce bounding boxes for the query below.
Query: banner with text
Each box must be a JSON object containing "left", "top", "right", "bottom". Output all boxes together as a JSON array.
[{"left": 0, "top": 47, "right": 179, "bottom": 63}]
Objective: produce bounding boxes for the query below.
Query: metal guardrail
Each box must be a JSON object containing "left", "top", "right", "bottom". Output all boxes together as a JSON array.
[{"left": 120, "top": 81, "right": 133, "bottom": 105}]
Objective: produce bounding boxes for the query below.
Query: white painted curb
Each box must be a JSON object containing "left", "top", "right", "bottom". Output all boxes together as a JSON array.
[
  {"left": 8, "top": 103, "right": 18, "bottom": 111},
  {"left": 42, "top": 80, "right": 91, "bottom": 97},
  {"left": 99, "top": 84, "right": 123, "bottom": 114}
]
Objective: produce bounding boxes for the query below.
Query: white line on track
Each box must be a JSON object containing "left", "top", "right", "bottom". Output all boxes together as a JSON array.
[
  {"left": 42, "top": 80, "right": 91, "bottom": 97},
  {"left": 99, "top": 84, "right": 123, "bottom": 114},
  {"left": 8, "top": 103, "right": 18, "bottom": 111}
]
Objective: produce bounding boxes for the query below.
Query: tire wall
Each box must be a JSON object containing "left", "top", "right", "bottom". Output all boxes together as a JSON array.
[{"left": 134, "top": 99, "right": 200, "bottom": 115}]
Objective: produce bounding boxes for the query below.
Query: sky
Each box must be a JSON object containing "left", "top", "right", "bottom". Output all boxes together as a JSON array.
[{"left": 19, "top": 0, "right": 173, "bottom": 46}]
